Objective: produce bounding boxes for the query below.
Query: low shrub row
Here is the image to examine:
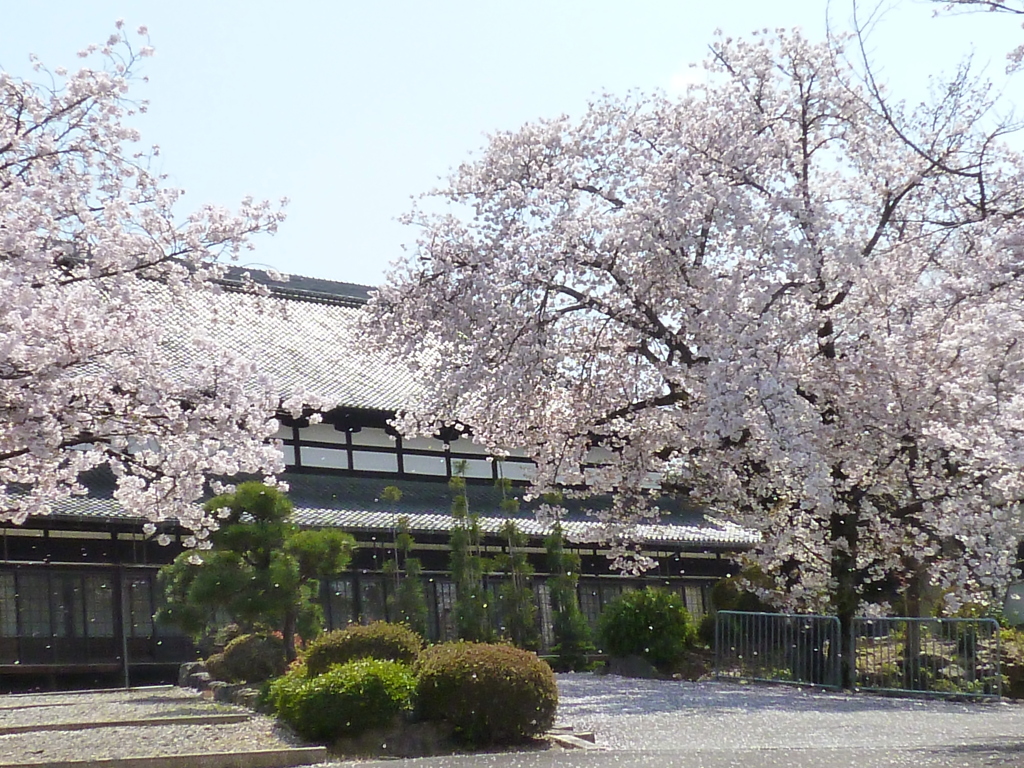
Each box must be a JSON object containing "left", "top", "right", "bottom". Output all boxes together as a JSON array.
[
  {"left": 416, "top": 641, "right": 558, "bottom": 745},
  {"left": 256, "top": 622, "right": 557, "bottom": 747},
  {"left": 304, "top": 621, "right": 421, "bottom": 675},
  {"left": 205, "top": 588, "right": 699, "bottom": 748},
  {"left": 270, "top": 658, "right": 417, "bottom": 740}
]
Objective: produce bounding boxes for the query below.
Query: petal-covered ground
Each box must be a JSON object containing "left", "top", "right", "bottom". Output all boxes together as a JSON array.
[{"left": 555, "top": 673, "right": 1024, "bottom": 754}]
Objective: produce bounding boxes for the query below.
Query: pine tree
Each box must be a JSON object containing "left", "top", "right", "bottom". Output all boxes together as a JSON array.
[
  {"left": 382, "top": 486, "right": 430, "bottom": 637},
  {"left": 494, "top": 478, "right": 540, "bottom": 649},
  {"left": 449, "top": 463, "right": 493, "bottom": 641},
  {"left": 545, "top": 521, "right": 595, "bottom": 671}
]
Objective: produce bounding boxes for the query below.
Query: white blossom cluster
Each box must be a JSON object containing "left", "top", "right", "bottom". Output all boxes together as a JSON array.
[
  {"left": 0, "top": 26, "right": 291, "bottom": 538},
  {"left": 368, "top": 30, "right": 1024, "bottom": 612}
]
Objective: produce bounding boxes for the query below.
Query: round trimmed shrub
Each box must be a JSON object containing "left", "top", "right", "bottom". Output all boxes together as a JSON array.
[
  {"left": 303, "top": 622, "right": 422, "bottom": 676},
  {"left": 269, "top": 658, "right": 416, "bottom": 741},
  {"left": 415, "top": 642, "right": 558, "bottom": 745},
  {"left": 215, "top": 633, "right": 286, "bottom": 683},
  {"left": 598, "top": 587, "right": 695, "bottom": 669}
]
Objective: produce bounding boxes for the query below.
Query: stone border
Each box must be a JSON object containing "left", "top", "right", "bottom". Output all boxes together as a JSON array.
[
  {"left": 0, "top": 714, "right": 251, "bottom": 736},
  {"left": 0, "top": 747, "right": 328, "bottom": 768}
]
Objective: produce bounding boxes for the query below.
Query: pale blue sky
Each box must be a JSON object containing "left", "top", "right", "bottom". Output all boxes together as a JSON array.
[{"left": 1, "top": 1, "right": 1020, "bottom": 286}]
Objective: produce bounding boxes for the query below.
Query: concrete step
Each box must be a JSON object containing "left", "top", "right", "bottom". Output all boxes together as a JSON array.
[
  {"left": 0, "top": 713, "right": 251, "bottom": 735},
  {"left": 0, "top": 746, "right": 328, "bottom": 768}
]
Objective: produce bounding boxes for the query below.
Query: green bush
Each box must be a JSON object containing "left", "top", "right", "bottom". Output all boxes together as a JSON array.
[
  {"left": 697, "top": 612, "right": 717, "bottom": 648},
  {"left": 269, "top": 658, "right": 416, "bottom": 741},
  {"left": 598, "top": 587, "right": 695, "bottom": 670},
  {"left": 213, "top": 633, "right": 286, "bottom": 683},
  {"left": 710, "top": 573, "right": 771, "bottom": 614},
  {"left": 415, "top": 642, "right": 558, "bottom": 745},
  {"left": 304, "top": 622, "right": 422, "bottom": 676}
]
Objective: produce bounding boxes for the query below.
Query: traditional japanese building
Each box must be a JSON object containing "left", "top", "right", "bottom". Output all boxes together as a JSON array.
[{"left": 0, "top": 269, "right": 757, "bottom": 691}]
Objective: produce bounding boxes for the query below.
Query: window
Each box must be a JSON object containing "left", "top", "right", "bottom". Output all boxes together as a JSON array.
[
  {"left": 83, "top": 574, "right": 114, "bottom": 638},
  {"left": 498, "top": 460, "right": 534, "bottom": 482},
  {"left": 359, "top": 577, "right": 387, "bottom": 623},
  {"left": 18, "top": 573, "right": 51, "bottom": 637},
  {"left": 536, "top": 582, "right": 554, "bottom": 649},
  {"left": 125, "top": 576, "right": 154, "bottom": 638},
  {"left": 352, "top": 451, "right": 399, "bottom": 473},
  {"left": 327, "top": 578, "right": 355, "bottom": 629},
  {"left": 302, "top": 446, "right": 349, "bottom": 470},
  {"left": 404, "top": 454, "right": 447, "bottom": 476},
  {"left": 351, "top": 428, "right": 396, "bottom": 448},
  {"left": 299, "top": 424, "right": 347, "bottom": 446},
  {"left": 684, "top": 584, "right": 706, "bottom": 620},
  {"left": 459, "top": 458, "right": 494, "bottom": 479},
  {"left": 0, "top": 572, "right": 15, "bottom": 636}
]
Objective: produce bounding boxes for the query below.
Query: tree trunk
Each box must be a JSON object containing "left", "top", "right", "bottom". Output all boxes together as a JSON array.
[
  {"left": 831, "top": 511, "right": 859, "bottom": 689},
  {"left": 283, "top": 609, "right": 297, "bottom": 662},
  {"left": 902, "top": 568, "right": 924, "bottom": 690}
]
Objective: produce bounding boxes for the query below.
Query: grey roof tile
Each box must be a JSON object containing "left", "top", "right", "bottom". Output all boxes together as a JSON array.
[
  {"left": 152, "top": 269, "right": 420, "bottom": 412},
  {"left": 45, "top": 471, "right": 757, "bottom": 548}
]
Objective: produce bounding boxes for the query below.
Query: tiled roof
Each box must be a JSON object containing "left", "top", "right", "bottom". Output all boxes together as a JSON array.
[
  {"left": 153, "top": 268, "right": 419, "bottom": 412},
  {"left": 45, "top": 471, "right": 757, "bottom": 548}
]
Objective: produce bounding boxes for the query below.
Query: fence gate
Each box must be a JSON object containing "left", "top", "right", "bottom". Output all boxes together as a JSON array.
[
  {"left": 715, "top": 610, "right": 841, "bottom": 688},
  {"left": 852, "top": 617, "right": 1001, "bottom": 699}
]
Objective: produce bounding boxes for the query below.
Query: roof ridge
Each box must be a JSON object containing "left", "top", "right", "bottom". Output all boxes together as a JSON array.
[{"left": 218, "top": 266, "right": 374, "bottom": 307}]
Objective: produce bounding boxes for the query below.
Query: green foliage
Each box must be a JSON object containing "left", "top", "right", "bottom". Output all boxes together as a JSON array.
[
  {"left": 285, "top": 528, "right": 358, "bottom": 583},
  {"left": 699, "top": 572, "right": 772, "bottom": 648},
  {"left": 303, "top": 622, "right": 423, "bottom": 676},
  {"left": 697, "top": 612, "right": 717, "bottom": 648},
  {"left": 384, "top": 511, "right": 430, "bottom": 637},
  {"left": 1001, "top": 626, "right": 1024, "bottom": 698},
  {"left": 544, "top": 522, "right": 595, "bottom": 671},
  {"left": 710, "top": 573, "right": 771, "bottom": 614},
  {"left": 269, "top": 658, "right": 416, "bottom": 741},
  {"left": 598, "top": 587, "right": 695, "bottom": 669},
  {"left": 449, "top": 466, "right": 493, "bottom": 642},
  {"left": 157, "top": 482, "right": 355, "bottom": 659},
  {"left": 494, "top": 500, "right": 539, "bottom": 650},
  {"left": 415, "top": 642, "right": 558, "bottom": 745},
  {"left": 210, "top": 633, "right": 287, "bottom": 683}
]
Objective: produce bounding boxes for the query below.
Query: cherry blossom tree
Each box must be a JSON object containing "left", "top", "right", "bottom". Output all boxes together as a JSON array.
[
  {"left": 932, "top": 1, "right": 1024, "bottom": 70},
  {"left": 368, "top": 29, "right": 1024, "bottom": 682},
  {"left": 937, "top": 1, "right": 1023, "bottom": 13},
  {"left": 0, "top": 25, "right": 290, "bottom": 537}
]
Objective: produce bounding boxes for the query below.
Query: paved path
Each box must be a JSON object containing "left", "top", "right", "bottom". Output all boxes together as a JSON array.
[{"left": 346, "top": 674, "right": 1024, "bottom": 768}]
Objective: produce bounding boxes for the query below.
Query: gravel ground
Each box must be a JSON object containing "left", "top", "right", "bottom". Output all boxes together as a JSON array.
[
  {"left": 553, "top": 673, "right": 1024, "bottom": 753},
  {"left": 552, "top": 675, "right": 1024, "bottom": 761},
  {"left": 5, "top": 676, "right": 1024, "bottom": 767},
  {"left": 0, "top": 686, "right": 304, "bottom": 765},
  {"left": 343, "top": 674, "right": 1024, "bottom": 767}
]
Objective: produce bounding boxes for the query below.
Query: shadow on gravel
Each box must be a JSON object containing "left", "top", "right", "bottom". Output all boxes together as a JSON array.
[{"left": 943, "top": 740, "right": 1024, "bottom": 756}]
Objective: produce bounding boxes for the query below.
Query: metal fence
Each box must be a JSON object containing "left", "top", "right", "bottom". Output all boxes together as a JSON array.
[
  {"left": 852, "top": 617, "right": 1001, "bottom": 699},
  {"left": 714, "top": 610, "right": 842, "bottom": 688},
  {"left": 713, "top": 611, "right": 1003, "bottom": 699}
]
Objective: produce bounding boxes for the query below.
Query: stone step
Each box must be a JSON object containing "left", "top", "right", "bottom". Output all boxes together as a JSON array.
[
  {"left": 0, "top": 746, "right": 328, "bottom": 768},
  {"left": 0, "top": 713, "right": 252, "bottom": 736}
]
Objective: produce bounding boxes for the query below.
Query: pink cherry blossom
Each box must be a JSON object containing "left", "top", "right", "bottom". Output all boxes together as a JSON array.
[
  {"left": 367, "top": 29, "right": 1024, "bottom": 614},
  {"left": 0, "top": 30, "right": 290, "bottom": 538}
]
